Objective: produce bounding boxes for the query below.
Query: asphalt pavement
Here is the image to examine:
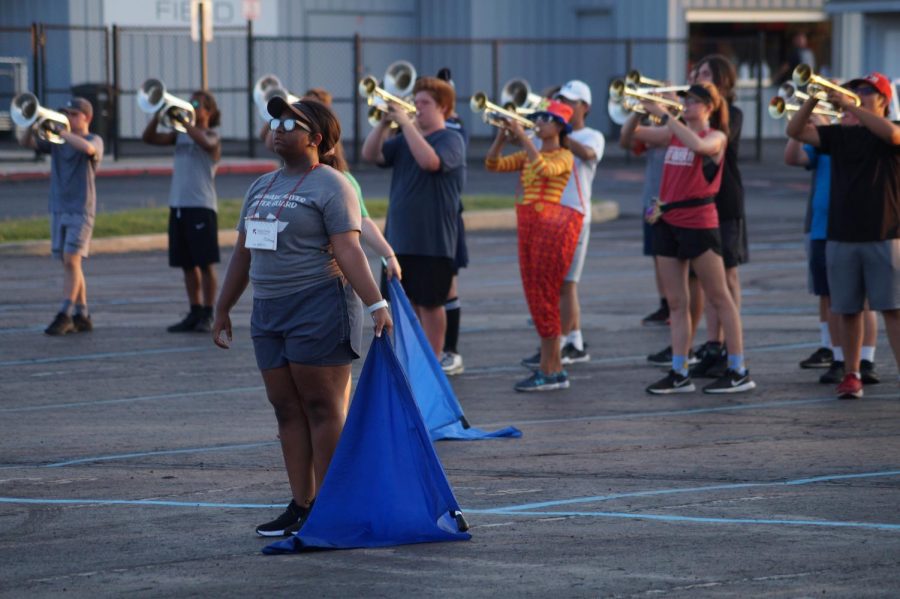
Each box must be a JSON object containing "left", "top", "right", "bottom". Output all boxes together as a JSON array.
[{"left": 1, "top": 149, "right": 899, "bottom": 596}]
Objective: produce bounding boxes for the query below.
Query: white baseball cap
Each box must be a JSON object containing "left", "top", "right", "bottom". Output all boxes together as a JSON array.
[{"left": 556, "top": 80, "right": 592, "bottom": 106}]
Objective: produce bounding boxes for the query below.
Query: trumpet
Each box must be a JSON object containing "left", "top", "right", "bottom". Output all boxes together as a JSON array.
[
  {"left": 626, "top": 69, "right": 670, "bottom": 89},
  {"left": 499, "top": 78, "right": 545, "bottom": 115},
  {"left": 359, "top": 61, "right": 417, "bottom": 128},
  {"left": 469, "top": 91, "right": 536, "bottom": 130},
  {"left": 768, "top": 96, "right": 841, "bottom": 121},
  {"left": 792, "top": 64, "right": 861, "bottom": 107},
  {"left": 10, "top": 92, "right": 70, "bottom": 144},
  {"left": 253, "top": 74, "right": 299, "bottom": 121},
  {"left": 137, "top": 78, "right": 195, "bottom": 133},
  {"left": 607, "top": 97, "right": 664, "bottom": 126},
  {"left": 609, "top": 79, "right": 684, "bottom": 116}
]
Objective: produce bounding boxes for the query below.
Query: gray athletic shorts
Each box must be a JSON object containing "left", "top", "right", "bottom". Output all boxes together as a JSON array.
[
  {"left": 251, "top": 278, "right": 363, "bottom": 370},
  {"left": 565, "top": 218, "right": 591, "bottom": 283},
  {"left": 826, "top": 239, "right": 900, "bottom": 314},
  {"left": 51, "top": 212, "right": 94, "bottom": 259}
]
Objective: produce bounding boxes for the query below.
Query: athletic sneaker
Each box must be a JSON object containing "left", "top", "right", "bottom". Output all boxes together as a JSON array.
[
  {"left": 641, "top": 304, "right": 669, "bottom": 327},
  {"left": 72, "top": 313, "right": 93, "bottom": 333},
  {"left": 256, "top": 499, "right": 312, "bottom": 537},
  {"left": 860, "top": 360, "right": 880, "bottom": 385},
  {"left": 194, "top": 313, "right": 213, "bottom": 333},
  {"left": 647, "top": 346, "right": 698, "bottom": 367},
  {"left": 167, "top": 310, "right": 201, "bottom": 333},
  {"left": 702, "top": 369, "right": 756, "bottom": 394},
  {"left": 799, "top": 347, "right": 833, "bottom": 369},
  {"left": 441, "top": 351, "right": 465, "bottom": 376},
  {"left": 45, "top": 313, "right": 75, "bottom": 336},
  {"left": 689, "top": 342, "right": 726, "bottom": 378},
  {"left": 819, "top": 360, "right": 845, "bottom": 384},
  {"left": 561, "top": 343, "right": 590, "bottom": 365},
  {"left": 520, "top": 349, "right": 541, "bottom": 370},
  {"left": 514, "top": 370, "right": 567, "bottom": 392},
  {"left": 646, "top": 370, "right": 695, "bottom": 394},
  {"left": 836, "top": 373, "right": 863, "bottom": 400}
]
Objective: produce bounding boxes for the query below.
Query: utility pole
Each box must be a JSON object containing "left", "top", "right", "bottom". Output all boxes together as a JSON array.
[{"left": 191, "top": 0, "right": 212, "bottom": 90}]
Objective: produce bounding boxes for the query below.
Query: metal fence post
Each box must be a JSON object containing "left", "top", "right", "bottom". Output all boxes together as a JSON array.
[
  {"left": 491, "top": 39, "right": 500, "bottom": 101},
  {"left": 247, "top": 20, "right": 255, "bottom": 158},
  {"left": 352, "top": 33, "right": 362, "bottom": 165},
  {"left": 625, "top": 38, "right": 633, "bottom": 73},
  {"left": 755, "top": 30, "right": 764, "bottom": 162},
  {"left": 112, "top": 24, "right": 120, "bottom": 161}
]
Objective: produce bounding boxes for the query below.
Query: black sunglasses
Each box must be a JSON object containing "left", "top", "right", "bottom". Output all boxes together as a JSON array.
[{"left": 269, "top": 118, "right": 312, "bottom": 133}]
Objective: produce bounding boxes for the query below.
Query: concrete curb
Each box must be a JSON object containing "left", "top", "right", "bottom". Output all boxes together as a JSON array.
[
  {"left": 0, "top": 161, "right": 280, "bottom": 182},
  {"left": 0, "top": 200, "right": 619, "bottom": 257}
]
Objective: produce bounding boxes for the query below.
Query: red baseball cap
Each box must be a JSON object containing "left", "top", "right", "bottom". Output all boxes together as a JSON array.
[{"left": 844, "top": 72, "right": 893, "bottom": 102}]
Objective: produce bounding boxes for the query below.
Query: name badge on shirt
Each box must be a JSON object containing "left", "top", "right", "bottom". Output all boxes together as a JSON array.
[{"left": 244, "top": 218, "right": 278, "bottom": 251}]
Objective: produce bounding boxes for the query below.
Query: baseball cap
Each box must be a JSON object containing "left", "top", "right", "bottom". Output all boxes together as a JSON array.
[
  {"left": 61, "top": 97, "right": 93, "bottom": 119},
  {"left": 267, "top": 96, "right": 308, "bottom": 122},
  {"left": 527, "top": 99, "right": 574, "bottom": 133},
  {"left": 677, "top": 84, "right": 715, "bottom": 105},
  {"left": 844, "top": 72, "right": 893, "bottom": 102},
  {"left": 556, "top": 80, "right": 592, "bottom": 106}
]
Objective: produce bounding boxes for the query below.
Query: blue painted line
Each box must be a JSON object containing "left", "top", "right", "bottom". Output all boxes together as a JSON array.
[
  {"left": 0, "top": 386, "right": 266, "bottom": 413},
  {"left": 484, "top": 469, "right": 900, "bottom": 513},
  {"left": 40, "top": 441, "right": 279, "bottom": 468},
  {"left": 463, "top": 509, "right": 900, "bottom": 532},
  {"left": 0, "top": 346, "right": 209, "bottom": 367}
]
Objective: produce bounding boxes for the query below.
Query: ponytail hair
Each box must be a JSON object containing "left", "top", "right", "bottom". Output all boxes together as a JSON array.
[
  {"left": 292, "top": 99, "right": 346, "bottom": 170},
  {"left": 192, "top": 90, "right": 220, "bottom": 128},
  {"left": 697, "top": 81, "right": 729, "bottom": 138},
  {"left": 694, "top": 54, "right": 737, "bottom": 104}
]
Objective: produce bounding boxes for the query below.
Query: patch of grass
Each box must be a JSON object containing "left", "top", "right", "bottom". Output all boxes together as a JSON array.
[{"left": 0, "top": 195, "right": 518, "bottom": 243}]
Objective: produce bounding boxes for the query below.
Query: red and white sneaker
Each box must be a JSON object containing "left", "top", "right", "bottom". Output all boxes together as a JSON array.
[{"left": 836, "top": 373, "right": 863, "bottom": 400}]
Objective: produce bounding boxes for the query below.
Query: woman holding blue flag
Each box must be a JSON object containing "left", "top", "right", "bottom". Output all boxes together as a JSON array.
[{"left": 213, "top": 97, "right": 392, "bottom": 537}]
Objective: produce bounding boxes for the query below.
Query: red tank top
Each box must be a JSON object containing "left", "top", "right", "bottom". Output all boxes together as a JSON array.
[{"left": 659, "top": 131, "right": 723, "bottom": 229}]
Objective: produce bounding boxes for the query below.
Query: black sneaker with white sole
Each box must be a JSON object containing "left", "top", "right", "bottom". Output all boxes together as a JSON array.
[
  {"left": 799, "top": 347, "right": 833, "bottom": 369},
  {"left": 520, "top": 349, "right": 541, "bottom": 370},
  {"left": 819, "top": 360, "right": 845, "bottom": 384},
  {"left": 689, "top": 342, "right": 725, "bottom": 378},
  {"left": 702, "top": 369, "right": 756, "bottom": 394},
  {"left": 255, "top": 499, "right": 313, "bottom": 537},
  {"left": 561, "top": 343, "right": 590, "bottom": 365},
  {"left": 646, "top": 370, "right": 695, "bottom": 394},
  {"left": 860, "top": 359, "right": 880, "bottom": 385}
]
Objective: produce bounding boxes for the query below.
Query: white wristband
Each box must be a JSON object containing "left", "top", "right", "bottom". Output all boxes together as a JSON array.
[{"left": 367, "top": 299, "right": 388, "bottom": 314}]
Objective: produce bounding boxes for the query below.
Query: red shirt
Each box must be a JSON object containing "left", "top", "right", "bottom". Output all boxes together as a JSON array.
[{"left": 659, "top": 131, "right": 723, "bottom": 229}]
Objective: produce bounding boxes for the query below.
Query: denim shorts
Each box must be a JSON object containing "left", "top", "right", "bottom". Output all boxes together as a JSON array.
[
  {"left": 250, "top": 278, "right": 362, "bottom": 370},
  {"left": 51, "top": 212, "right": 94, "bottom": 259}
]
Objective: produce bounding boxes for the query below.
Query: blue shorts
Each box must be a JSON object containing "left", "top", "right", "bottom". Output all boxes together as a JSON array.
[
  {"left": 251, "top": 279, "right": 362, "bottom": 370},
  {"left": 806, "top": 237, "right": 829, "bottom": 297}
]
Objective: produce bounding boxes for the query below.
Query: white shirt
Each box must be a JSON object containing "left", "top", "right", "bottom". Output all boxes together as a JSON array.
[{"left": 540, "top": 127, "right": 605, "bottom": 221}]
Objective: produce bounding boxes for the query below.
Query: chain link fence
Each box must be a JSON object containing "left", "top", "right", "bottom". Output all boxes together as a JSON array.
[{"left": 3, "top": 23, "right": 783, "bottom": 162}]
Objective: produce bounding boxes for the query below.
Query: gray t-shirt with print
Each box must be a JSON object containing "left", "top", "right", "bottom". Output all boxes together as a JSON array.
[
  {"left": 37, "top": 134, "right": 104, "bottom": 216},
  {"left": 170, "top": 131, "right": 219, "bottom": 210},
  {"left": 237, "top": 165, "right": 361, "bottom": 299}
]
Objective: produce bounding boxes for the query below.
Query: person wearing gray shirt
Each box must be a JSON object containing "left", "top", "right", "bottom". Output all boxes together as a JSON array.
[
  {"left": 142, "top": 90, "right": 222, "bottom": 333},
  {"left": 214, "top": 98, "right": 392, "bottom": 538},
  {"left": 19, "top": 96, "right": 103, "bottom": 336}
]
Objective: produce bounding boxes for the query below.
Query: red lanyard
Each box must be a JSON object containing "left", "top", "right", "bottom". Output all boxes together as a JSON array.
[{"left": 251, "top": 163, "right": 322, "bottom": 221}]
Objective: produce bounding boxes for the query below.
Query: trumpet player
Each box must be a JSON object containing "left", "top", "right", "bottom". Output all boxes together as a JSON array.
[
  {"left": 625, "top": 83, "right": 755, "bottom": 394},
  {"left": 142, "top": 90, "right": 222, "bottom": 333},
  {"left": 485, "top": 100, "right": 578, "bottom": 392},
  {"left": 361, "top": 76, "right": 465, "bottom": 359},
  {"left": 18, "top": 97, "right": 104, "bottom": 336},
  {"left": 786, "top": 72, "right": 900, "bottom": 399}
]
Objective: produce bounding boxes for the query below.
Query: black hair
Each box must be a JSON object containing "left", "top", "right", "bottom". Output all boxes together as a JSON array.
[
  {"left": 292, "top": 99, "right": 343, "bottom": 170},
  {"left": 191, "top": 90, "right": 220, "bottom": 128}
]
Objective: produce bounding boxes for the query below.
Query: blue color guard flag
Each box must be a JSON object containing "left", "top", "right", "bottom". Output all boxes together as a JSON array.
[
  {"left": 262, "top": 335, "right": 470, "bottom": 554},
  {"left": 388, "top": 278, "right": 521, "bottom": 442}
]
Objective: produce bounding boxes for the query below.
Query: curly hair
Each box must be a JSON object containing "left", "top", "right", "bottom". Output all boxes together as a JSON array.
[{"left": 191, "top": 90, "right": 220, "bottom": 128}]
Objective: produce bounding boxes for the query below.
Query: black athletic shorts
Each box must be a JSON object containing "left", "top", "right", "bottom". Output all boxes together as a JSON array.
[
  {"left": 168, "top": 207, "right": 220, "bottom": 268},
  {"left": 453, "top": 211, "right": 469, "bottom": 273},
  {"left": 395, "top": 254, "right": 455, "bottom": 307},
  {"left": 652, "top": 220, "right": 722, "bottom": 261},
  {"left": 720, "top": 218, "right": 748, "bottom": 268}
]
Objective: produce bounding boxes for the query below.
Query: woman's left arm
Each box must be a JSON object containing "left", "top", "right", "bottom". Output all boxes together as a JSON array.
[{"left": 332, "top": 231, "right": 393, "bottom": 337}]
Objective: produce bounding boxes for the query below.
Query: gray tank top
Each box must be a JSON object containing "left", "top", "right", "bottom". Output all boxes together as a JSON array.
[{"left": 169, "top": 131, "right": 219, "bottom": 210}]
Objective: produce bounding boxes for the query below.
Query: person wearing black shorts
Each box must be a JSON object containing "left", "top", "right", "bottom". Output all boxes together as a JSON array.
[
  {"left": 143, "top": 90, "right": 222, "bottom": 332},
  {"left": 362, "top": 76, "right": 465, "bottom": 358}
]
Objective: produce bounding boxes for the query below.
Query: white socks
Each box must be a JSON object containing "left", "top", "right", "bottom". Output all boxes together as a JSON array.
[
  {"left": 833, "top": 346, "right": 845, "bottom": 361},
  {"left": 564, "top": 330, "right": 584, "bottom": 351},
  {"left": 820, "top": 322, "right": 831, "bottom": 349},
  {"left": 861, "top": 346, "right": 876, "bottom": 362}
]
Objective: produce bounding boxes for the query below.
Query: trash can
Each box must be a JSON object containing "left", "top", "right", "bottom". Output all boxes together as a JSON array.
[{"left": 71, "top": 83, "right": 116, "bottom": 153}]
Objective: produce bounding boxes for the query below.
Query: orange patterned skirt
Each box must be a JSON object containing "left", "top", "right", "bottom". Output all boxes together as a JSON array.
[{"left": 516, "top": 202, "right": 584, "bottom": 339}]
